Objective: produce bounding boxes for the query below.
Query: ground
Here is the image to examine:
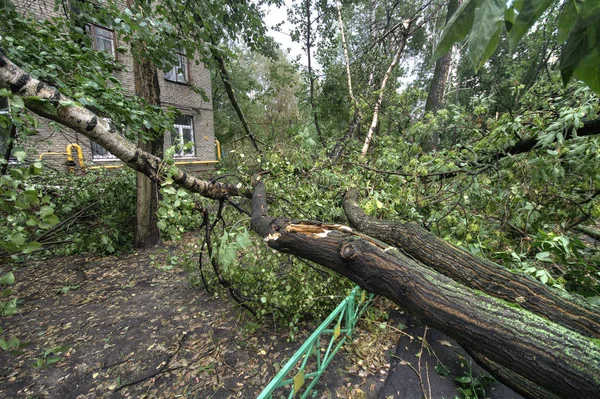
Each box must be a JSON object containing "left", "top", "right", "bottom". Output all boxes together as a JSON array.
[
  {"left": 0, "top": 237, "right": 399, "bottom": 399},
  {"left": 0, "top": 236, "right": 524, "bottom": 399}
]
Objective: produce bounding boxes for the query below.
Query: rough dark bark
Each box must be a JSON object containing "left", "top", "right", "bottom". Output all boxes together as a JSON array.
[
  {"left": 342, "top": 188, "right": 600, "bottom": 338},
  {"left": 424, "top": 0, "right": 457, "bottom": 114},
  {"left": 0, "top": 50, "right": 239, "bottom": 199},
  {"left": 1, "top": 123, "right": 16, "bottom": 175},
  {"left": 488, "top": 118, "right": 600, "bottom": 162},
  {"left": 422, "top": 0, "right": 458, "bottom": 152},
  {"left": 251, "top": 179, "right": 600, "bottom": 399},
  {"left": 4, "top": 49, "right": 600, "bottom": 399},
  {"left": 128, "top": 12, "right": 163, "bottom": 248}
]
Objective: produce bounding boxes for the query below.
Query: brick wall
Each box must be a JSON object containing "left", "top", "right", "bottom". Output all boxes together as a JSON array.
[{"left": 14, "top": 0, "right": 217, "bottom": 171}]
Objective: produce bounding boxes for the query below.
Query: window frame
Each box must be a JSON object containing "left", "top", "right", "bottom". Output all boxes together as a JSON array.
[
  {"left": 90, "top": 140, "right": 118, "bottom": 161},
  {"left": 85, "top": 24, "right": 116, "bottom": 57},
  {"left": 171, "top": 115, "right": 196, "bottom": 158},
  {"left": 164, "top": 50, "right": 190, "bottom": 84}
]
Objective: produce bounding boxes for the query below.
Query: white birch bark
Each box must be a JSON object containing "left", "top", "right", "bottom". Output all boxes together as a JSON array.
[
  {"left": 360, "top": 26, "right": 409, "bottom": 156},
  {"left": 0, "top": 51, "right": 238, "bottom": 199}
]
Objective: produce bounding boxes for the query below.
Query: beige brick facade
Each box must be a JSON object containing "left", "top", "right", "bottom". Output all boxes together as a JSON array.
[{"left": 15, "top": 0, "right": 217, "bottom": 171}]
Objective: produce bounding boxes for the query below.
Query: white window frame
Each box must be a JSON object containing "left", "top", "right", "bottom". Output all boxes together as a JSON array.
[
  {"left": 90, "top": 140, "right": 117, "bottom": 160},
  {"left": 171, "top": 115, "right": 195, "bottom": 158},
  {"left": 86, "top": 24, "right": 116, "bottom": 57},
  {"left": 164, "top": 50, "right": 189, "bottom": 84}
]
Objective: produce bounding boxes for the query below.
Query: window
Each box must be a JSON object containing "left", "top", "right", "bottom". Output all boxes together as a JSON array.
[
  {"left": 171, "top": 115, "right": 195, "bottom": 158},
  {"left": 86, "top": 24, "right": 116, "bottom": 57},
  {"left": 164, "top": 50, "right": 189, "bottom": 84},
  {"left": 90, "top": 141, "right": 117, "bottom": 160}
]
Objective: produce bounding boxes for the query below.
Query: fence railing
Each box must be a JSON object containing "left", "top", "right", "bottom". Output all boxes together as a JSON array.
[{"left": 257, "top": 286, "right": 374, "bottom": 399}]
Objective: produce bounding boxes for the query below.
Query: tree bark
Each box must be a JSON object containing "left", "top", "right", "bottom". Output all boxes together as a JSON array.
[
  {"left": 422, "top": 0, "right": 458, "bottom": 152},
  {"left": 250, "top": 178, "right": 600, "bottom": 399},
  {"left": 127, "top": 4, "right": 163, "bottom": 248},
  {"left": 342, "top": 188, "right": 600, "bottom": 338},
  {"left": 3, "top": 50, "right": 600, "bottom": 399},
  {"left": 424, "top": 0, "right": 457, "bottom": 114},
  {"left": 488, "top": 118, "right": 600, "bottom": 162},
  {"left": 1, "top": 123, "right": 16, "bottom": 175}
]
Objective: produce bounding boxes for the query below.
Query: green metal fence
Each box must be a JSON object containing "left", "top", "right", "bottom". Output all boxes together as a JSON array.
[{"left": 257, "top": 286, "right": 375, "bottom": 399}]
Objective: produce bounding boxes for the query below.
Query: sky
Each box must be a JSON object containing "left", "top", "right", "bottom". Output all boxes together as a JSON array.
[{"left": 262, "top": 1, "right": 308, "bottom": 66}]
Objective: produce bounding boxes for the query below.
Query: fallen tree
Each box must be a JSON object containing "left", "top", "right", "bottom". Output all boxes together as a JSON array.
[
  {"left": 251, "top": 178, "right": 600, "bottom": 399},
  {"left": 2, "top": 50, "right": 600, "bottom": 398}
]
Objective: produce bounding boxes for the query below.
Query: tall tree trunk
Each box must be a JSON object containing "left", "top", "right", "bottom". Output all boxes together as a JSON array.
[
  {"left": 360, "top": 32, "right": 408, "bottom": 156},
  {"left": 1, "top": 123, "right": 16, "bottom": 175},
  {"left": 132, "top": 60, "right": 162, "bottom": 248},
  {"left": 128, "top": 0, "right": 162, "bottom": 249},
  {"left": 422, "top": 0, "right": 458, "bottom": 152},
  {"left": 329, "top": 0, "right": 362, "bottom": 162},
  {"left": 305, "top": 0, "right": 325, "bottom": 148}
]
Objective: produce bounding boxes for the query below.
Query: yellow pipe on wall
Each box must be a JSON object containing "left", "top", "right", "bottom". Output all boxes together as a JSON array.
[
  {"left": 173, "top": 160, "right": 220, "bottom": 165},
  {"left": 39, "top": 152, "right": 67, "bottom": 161},
  {"left": 66, "top": 144, "right": 85, "bottom": 168},
  {"left": 88, "top": 164, "right": 124, "bottom": 170},
  {"left": 215, "top": 139, "right": 222, "bottom": 160},
  {"left": 41, "top": 141, "right": 221, "bottom": 170}
]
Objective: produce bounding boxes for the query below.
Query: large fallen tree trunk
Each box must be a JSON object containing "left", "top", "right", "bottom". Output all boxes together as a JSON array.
[
  {"left": 2, "top": 51, "right": 600, "bottom": 398},
  {"left": 251, "top": 178, "right": 600, "bottom": 399},
  {"left": 342, "top": 188, "right": 600, "bottom": 339}
]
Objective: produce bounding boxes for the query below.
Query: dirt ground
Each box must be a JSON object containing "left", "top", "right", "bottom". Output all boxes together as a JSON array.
[{"left": 0, "top": 239, "right": 401, "bottom": 399}]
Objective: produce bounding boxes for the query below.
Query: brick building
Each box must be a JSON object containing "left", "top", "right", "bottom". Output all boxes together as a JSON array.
[{"left": 5, "top": 0, "right": 218, "bottom": 170}]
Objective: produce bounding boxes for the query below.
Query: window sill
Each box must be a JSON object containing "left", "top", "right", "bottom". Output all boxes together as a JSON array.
[
  {"left": 91, "top": 157, "right": 119, "bottom": 162},
  {"left": 164, "top": 78, "right": 190, "bottom": 86}
]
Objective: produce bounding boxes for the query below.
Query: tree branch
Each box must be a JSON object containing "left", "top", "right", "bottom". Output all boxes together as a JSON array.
[{"left": 0, "top": 50, "right": 238, "bottom": 200}]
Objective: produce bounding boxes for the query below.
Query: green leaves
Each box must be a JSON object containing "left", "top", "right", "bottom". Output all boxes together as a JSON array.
[
  {"left": 559, "top": 0, "right": 600, "bottom": 93},
  {"left": 0, "top": 271, "right": 14, "bottom": 285},
  {"left": 434, "top": 0, "right": 600, "bottom": 93},
  {"left": 469, "top": 0, "right": 506, "bottom": 70},
  {"left": 508, "top": 0, "right": 555, "bottom": 49},
  {"left": 432, "top": 0, "right": 476, "bottom": 62},
  {"left": 432, "top": 0, "right": 506, "bottom": 70}
]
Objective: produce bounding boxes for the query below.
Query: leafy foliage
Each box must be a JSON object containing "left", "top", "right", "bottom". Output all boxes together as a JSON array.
[{"left": 435, "top": 0, "right": 600, "bottom": 93}]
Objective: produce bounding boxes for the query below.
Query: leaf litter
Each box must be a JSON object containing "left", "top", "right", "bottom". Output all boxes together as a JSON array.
[{"left": 0, "top": 235, "right": 399, "bottom": 398}]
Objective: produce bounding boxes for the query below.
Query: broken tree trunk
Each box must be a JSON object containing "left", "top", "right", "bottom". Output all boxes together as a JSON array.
[
  {"left": 251, "top": 178, "right": 600, "bottom": 399},
  {"left": 342, "top": 188, "right": 600, "bottom": 339},
  {"left": 3, "top": 50, "right": 600, "bottom": 399}
]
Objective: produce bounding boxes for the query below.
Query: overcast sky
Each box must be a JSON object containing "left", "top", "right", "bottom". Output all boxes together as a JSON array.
[{"left": 262, "top": 1, "right": 307, "bottom": 66}]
